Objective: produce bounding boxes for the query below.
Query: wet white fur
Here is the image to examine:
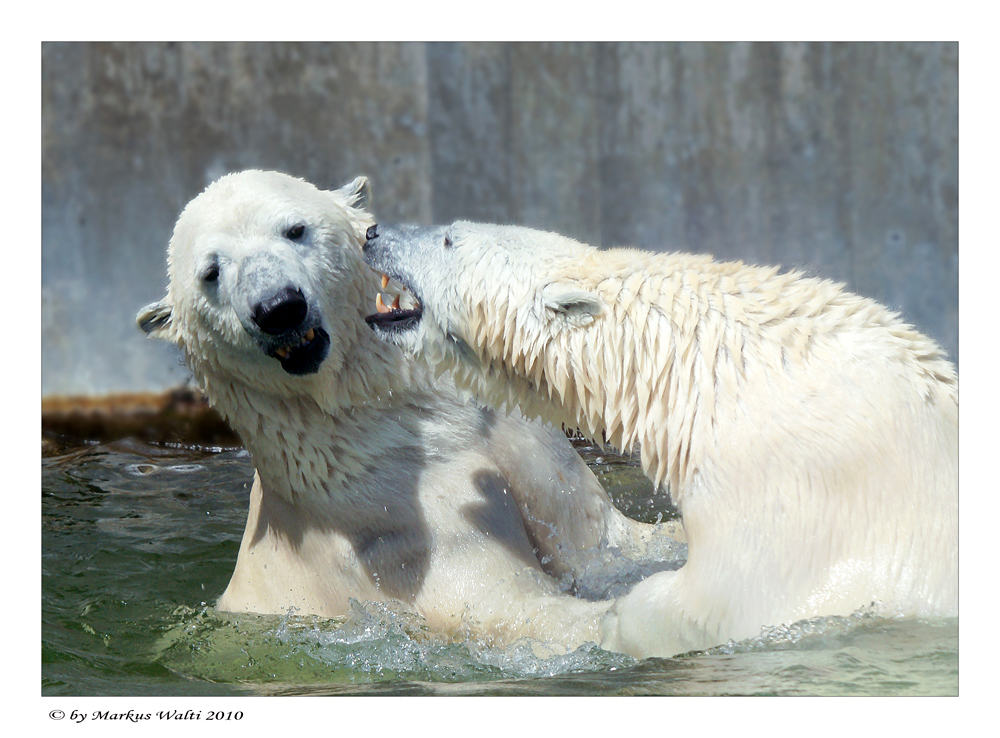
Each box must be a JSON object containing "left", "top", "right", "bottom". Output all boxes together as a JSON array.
[
  {"left": 137, "top": 172, "right": 682, "bottom": 650},
  {"left": 384, "top": 221, "right": 958, "bottom": 658}
]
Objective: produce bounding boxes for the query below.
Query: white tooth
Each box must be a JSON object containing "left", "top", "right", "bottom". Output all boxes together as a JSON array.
[
  {"left": 381, "top": 274, "right": 390, "bottom": 289},
  {"left": 376, "top": 293, "right": 390, "bottom": 314},
  {"left": 303, "top": 328, "right": 315, "bottom": 342},
  {"left": 275, "top": 347, "right": 289, "bottom": 359},
  {"left": 391, "top": 294, "right": 400, "bottom": 310}
]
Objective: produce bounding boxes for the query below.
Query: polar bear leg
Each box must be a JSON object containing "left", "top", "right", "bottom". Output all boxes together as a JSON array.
[
  {"left": 485, "top": 414, "right": 685, "bottom": 580},
  {"left": 598, "top": 568, "right": 704, "bottom": 658}
]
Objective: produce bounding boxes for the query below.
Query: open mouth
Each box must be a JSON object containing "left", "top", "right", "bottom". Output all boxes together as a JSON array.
[
  {"left": 364, "top": 273, "right": 423, "bottom": 334},
  {"left": 268, "top": 326, "right": 330, "bottom": 375}
]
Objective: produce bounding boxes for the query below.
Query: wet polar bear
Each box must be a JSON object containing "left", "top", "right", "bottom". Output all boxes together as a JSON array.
[
  {"left": 137, "top": 171, "right": 684, "bottom": 653},
  {"left": 363, "top": 222, "right": 958, "bottom": 658}
]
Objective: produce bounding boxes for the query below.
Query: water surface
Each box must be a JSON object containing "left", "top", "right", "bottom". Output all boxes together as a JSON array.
[{"left": 41, "top": 437, "right": 957, "bottom": 696}]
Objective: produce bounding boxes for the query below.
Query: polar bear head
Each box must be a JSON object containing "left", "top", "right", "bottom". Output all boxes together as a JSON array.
[
  {"left": 363, "top": 222, "right": 606, "bottom": 350},
  {"left": 363, "top": 221, "right": 607, "bottom": 421},
  {"left": 138, "top": 170, "right": 381, "bottom": 406}
]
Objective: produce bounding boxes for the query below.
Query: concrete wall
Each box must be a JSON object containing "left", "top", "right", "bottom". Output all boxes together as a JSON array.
[{"left": 42, "top": 42, "right": 958, "bottom": 397}]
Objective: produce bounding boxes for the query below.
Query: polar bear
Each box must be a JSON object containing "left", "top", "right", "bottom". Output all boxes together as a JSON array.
[
  {"left": 362, "top": 221, "right": 958, "bottom": 657},
  {"left": 136, "top": 171, "right": 685, "bottom": 653}
]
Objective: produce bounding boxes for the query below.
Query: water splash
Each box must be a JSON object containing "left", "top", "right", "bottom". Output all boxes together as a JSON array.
[{"left": 154, "top": 600, "right": 636, "bottom": 686}]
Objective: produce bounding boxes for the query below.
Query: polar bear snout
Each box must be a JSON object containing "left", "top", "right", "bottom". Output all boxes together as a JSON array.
[
  {"left": 252, "top": 286, "right": 308, "bottom": 335},
  {"left": 228, "top": 248, "right": 331, "bottom": 376},
  {"left": 244, "top": 285, "right": 330, "bottom": 376},
  {"left": 362, "top": 224, "right": 435, "bottom": 340}
]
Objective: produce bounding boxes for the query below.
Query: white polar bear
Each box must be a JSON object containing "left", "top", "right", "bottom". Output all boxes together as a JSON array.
[
  {"left": 136, "top": 171, "right": 684, "bottom": 653},
  {"left": 363, "top": 221, "right": 958, "bottom": 658}
]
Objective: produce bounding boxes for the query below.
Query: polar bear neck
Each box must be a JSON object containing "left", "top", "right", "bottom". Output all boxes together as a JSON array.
[
  {"left": 212, "top": 384, "right": 419, "bottom": 503},
  {"left": 451, "top": 250, "right": 958, "bottom": 508},
  {"left": 188, "top": 323, "right": 436, "bottom": 503}
]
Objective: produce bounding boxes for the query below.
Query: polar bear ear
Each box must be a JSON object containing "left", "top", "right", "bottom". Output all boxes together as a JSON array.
[
  {"left": 335, "top": 176, "right": 372, "bottom": 211},
  {"left": 137, "top": 299, "right": 176, "bottom": 341},
  {"left": 541, "top": 283, "right": 605, "bottom": 327}
]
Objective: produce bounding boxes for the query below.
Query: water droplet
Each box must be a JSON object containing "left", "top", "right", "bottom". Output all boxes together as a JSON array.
[
  {"left": 169, "top": 464, "right": 205, "bottom": 473},
  {"left": 124, "top": 463, "right": 160, "bottom": 476}
]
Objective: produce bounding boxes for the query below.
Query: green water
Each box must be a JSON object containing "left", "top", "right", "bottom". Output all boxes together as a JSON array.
[{"left": 41, "top": 437, "right": 958, "bottom": 697}]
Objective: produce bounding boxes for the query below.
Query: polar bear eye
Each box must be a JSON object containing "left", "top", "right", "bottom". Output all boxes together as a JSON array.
[
  {"left": 201, "top": 263, "right": 220, "bottom": 284},
  {"left": 285, "top": 224, "right": 306, "bottom": 241}
]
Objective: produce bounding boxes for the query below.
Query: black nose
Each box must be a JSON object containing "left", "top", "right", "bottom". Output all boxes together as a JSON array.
[{"left": 252, "top": 287, "right": 308, "bottom": 335}]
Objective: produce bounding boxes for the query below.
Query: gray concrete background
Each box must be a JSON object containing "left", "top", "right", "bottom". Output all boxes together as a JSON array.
[{"left": 42, "top": 42, "right": 958, "bottom": 398}]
